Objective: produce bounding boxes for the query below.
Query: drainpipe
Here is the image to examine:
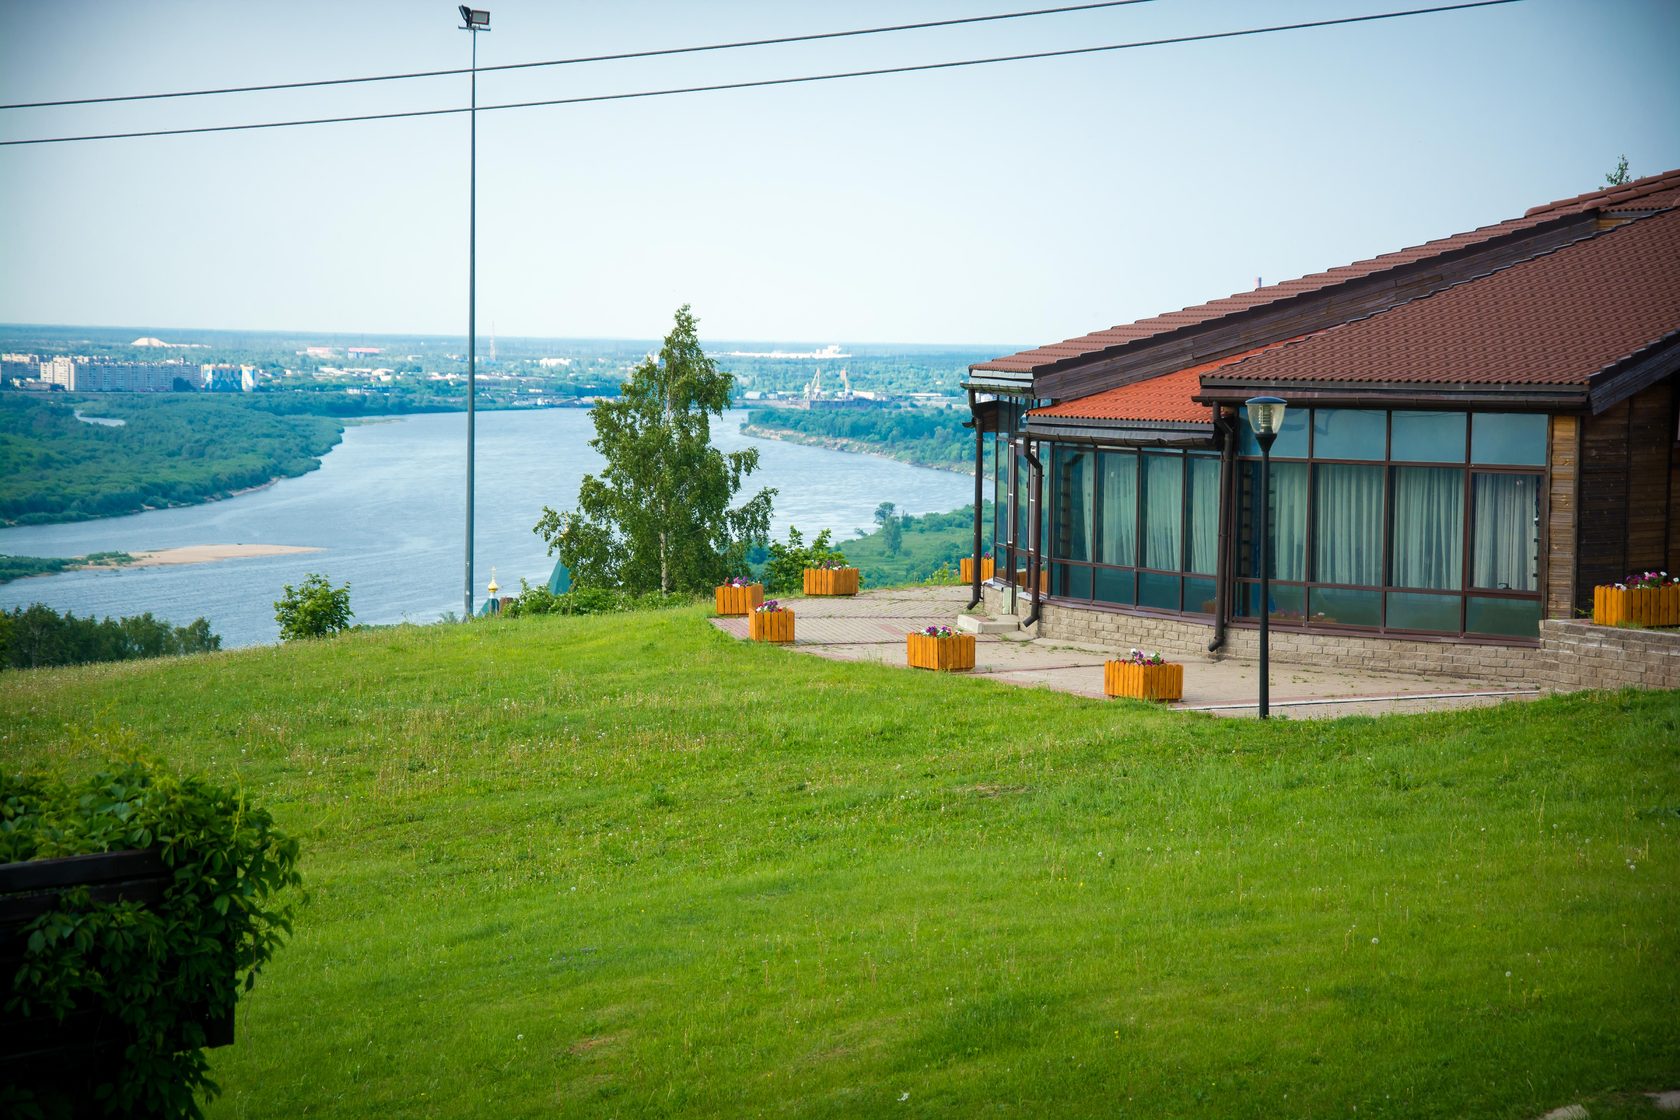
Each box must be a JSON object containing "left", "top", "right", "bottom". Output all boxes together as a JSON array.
[
  {"left": 1021, "top": 439, "right": 1044, "bottom": 629},
  {"left": 1208, "top": 408, "right": 1236, "bottom": 653},
  {"left": 968, "top": 402, "right": 984, "bottom": 611},
  {"left": 1006, "top": 435, "right": 1019, "bottom": 616}
]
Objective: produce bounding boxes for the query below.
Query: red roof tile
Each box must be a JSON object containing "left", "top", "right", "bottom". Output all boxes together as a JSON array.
[
  {"left": 1198, "top": 207, "right": 1680, "bottom": 389},
  {"left": 975, "top": 168, "right": 1680, "bottom": 376},
  {"left": 1028, "top": 345, "right": 1291, "bottom": 424}
]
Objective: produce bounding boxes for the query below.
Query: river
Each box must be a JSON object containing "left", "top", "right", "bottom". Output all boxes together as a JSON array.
[{"left": 0, "top": 409, "right": 974, "bottom": 647}]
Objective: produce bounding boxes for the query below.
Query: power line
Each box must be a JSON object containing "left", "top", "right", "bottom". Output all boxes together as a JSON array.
[
  {"left": 0, "top": 0, "right": 1163, "bottom": 111},
  {"left": 0, "top": 2, "right": 1525, "bottom": 148}
]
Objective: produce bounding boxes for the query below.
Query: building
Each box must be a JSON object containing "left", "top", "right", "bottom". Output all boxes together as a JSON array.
[
  {"left": 963, "top": 170, "right": 1680, "bottom": 676},
  {"left": 0, "top": 353, "right": 39, "bottom": 385},
  {"left": 40, "top": 358, "right": 191, "bottom": 392},
  {"left": 201, "top": 363, "right": 258, "bottom": 392}
]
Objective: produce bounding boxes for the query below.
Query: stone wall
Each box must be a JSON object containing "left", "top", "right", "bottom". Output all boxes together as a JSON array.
[
  {"left": 1538, "top": 620, "right": 1680, "bottom": 691},
  {"left": 983, "top": 586, "right": 1679, "bottom": 692}
]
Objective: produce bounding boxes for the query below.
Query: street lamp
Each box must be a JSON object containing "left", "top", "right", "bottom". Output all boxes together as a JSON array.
[
  {"left": 1245, "top": 395, "right": 1287, "bottom": 719},
  {"left": 459, "top": 6, "right": 490, "bottom": 620}
]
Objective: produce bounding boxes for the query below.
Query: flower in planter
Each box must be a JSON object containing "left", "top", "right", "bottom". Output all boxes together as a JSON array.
[
  {"left": 1125, "top": 647, "right": 1166, "bottom": 666},
  {"left": 755, "top": 599, "right": 787, "bottom": 612},
  {"left": 920, "top": 625, "right": 955, "bottom": 638},
  {"left": 810, "top": 558, "right": 851, "bottom": 570},
  {"left": 1621, "top": 569, "right": 1675, "bottom": 590},
  {"left": 725, "top": 576, "right": 757, "bottom": 587}
]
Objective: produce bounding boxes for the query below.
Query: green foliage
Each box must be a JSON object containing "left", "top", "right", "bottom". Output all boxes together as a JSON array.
[
  {"left": 499, "top": 579, "right": 691, "bottom": 618},
  {"left": 2, "top": 603, "right": 220, "bottom": 670},
  {"left": 843, "top": 503, "right": 992, "bottom": 588},
  {"left": 761, "top": 526, "right": 847, "bottom": 593},
  {"left": 535, "top": 307, "right": 776, "bottom": 595},
  {"left": 1606, "top": 154, "right": 1631, "bottom": 186},
  {"left": 1, "top": 763, "right": 301, "bottom": 1119},
  {"left": 874, "top": 501, "right": 904, "bottom": 556},
  {"left": 744, "top": 404, "right": 974, "bottom": 469},
  {"left": 273, "top": 573, "right": 352, "bottom": 641},
  {"left": 0, "top": 394, "right": 343, "bottom": 526}
]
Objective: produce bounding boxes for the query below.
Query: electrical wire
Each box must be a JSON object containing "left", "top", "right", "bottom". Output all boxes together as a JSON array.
[
  {"left": 0, "top": 0, "right": 1163, "bottom": 111},
  {"left": 0, "top": 1, "right": 1525, "bottom": 148}
]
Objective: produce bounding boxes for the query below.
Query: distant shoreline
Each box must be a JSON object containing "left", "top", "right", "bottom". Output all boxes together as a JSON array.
[{"left": 740, "top": 422, "right": 974, "bottom": 477}]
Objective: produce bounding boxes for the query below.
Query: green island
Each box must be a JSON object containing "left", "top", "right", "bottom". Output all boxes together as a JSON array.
[
  {"left": 0, "top": 550, "right": 134, "bottom": 585},
  {"left": 742, "top": 405, "right": 975, "bottom": 472},
  {"left": 3, "top": 607, "right": 1674, "bottom": 1118}
]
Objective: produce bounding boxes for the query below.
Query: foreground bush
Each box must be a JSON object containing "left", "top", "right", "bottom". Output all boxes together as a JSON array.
[
  {"left": 0, "top": 763, "right": 301, "bottom": 1119},
  {"left": 500, "top": 581, "right": 691, "bottom": 618},
  {"left": 1, "top": 604, "right": 220, "bottom": 670}
]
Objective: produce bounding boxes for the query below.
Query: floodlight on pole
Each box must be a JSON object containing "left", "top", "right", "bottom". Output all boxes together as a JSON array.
[
  {"left": 1244, "top": 395, "right": 1287, "bottom": 720},
  {"left": 459, "top": 6, "right": 489, "bottom": 620}
]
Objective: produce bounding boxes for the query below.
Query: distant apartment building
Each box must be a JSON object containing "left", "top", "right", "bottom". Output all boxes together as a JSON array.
[
  {"left": 41, "top": 358, "right": 192, "bottom": 392},
  {"left": 201, "top": 363, "right": 258, "bottom": 392},
  {"left": 1, "top": 353, "right": 39, "bottom": 384},
  {"left": 304, "top": 346, "right": 337, "bottom": 359}
]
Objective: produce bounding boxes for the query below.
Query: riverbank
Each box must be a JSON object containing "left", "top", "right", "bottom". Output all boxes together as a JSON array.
[{"left": 739, "top": 421, "right": 974, "bottom": 476}]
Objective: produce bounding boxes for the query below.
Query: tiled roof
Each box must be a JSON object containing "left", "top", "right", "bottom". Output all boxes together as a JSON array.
[
  {"left": 1198, "top": 207, "right": 1680, "bottom": 389},
  {"left": 975, "top": 168, "right": 1680, "bottom": 376},
  {"left": 1028, "top": 345, "right": 1291, "bottom": 424}
]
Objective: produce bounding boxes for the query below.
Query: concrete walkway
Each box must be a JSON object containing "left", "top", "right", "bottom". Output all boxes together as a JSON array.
[{"left": 712, "top": 586, "right": 1542, "bottom": 719}]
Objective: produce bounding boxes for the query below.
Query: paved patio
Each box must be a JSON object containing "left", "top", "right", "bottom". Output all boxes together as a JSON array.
[{"left": 712, "top": 586, "right": 1542, "bottom": 719}]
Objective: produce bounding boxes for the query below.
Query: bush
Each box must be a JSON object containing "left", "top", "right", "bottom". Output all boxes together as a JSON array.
[
  {"left": 762, "top": 527, "right": 847, "bottom": 594},
  {"left": 500, "top": 580, "right": 691, "bottom": 619},
  {"left": 274, "top": 573, "right": 352, "bottom": 641},
  {"left": 1, "top": 762, "right": 302, "bottom": 1119},
  {"left": 1, "top": 604, "right": 221, "bottom": 670}
]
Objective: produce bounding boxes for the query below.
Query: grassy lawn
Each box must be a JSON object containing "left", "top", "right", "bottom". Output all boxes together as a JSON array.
[{"left": 1, "top": 605, "right": 1676, "bottom": 1118}]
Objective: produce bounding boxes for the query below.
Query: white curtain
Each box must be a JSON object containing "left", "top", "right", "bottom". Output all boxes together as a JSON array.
[
  {"left": 1472, "top": 473, "right": 1540, "bottom": 590},
  {"left": 1313, "top": 464, "right": 1384, "bottom": 585},
  {"left": 1392, "top": 467, "right": 1463, "bottom": 589}
]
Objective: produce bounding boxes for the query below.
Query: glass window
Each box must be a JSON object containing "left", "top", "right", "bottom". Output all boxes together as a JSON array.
[
  {"left": 1185, "top": 455, "right": 1220, "bottom": 575},
  {"left": 1313, "top": 464, "right": 1384, "bottom": 586},
  {"left": 1098, "top": 451, "right": 1137, "bottom": 567},
  {"left": 1312, "top": 409, "right": 1386, "bottom": 460},
  {"left": 1471, "top": 473, "right": 1540, "bottom": 591},
  {"left": 1386, "top": 591, "right": 1460, "bottom": 632},
  {"left": 1241, "top": 461, "right": 1307, "bottom": 580},
  {"left": 1052, "top": 562, "right": 1092, "bottom": 600},
  {"left": 1142, "top": 453, "right": 1183, "bottom": 571},
  {"left": 1184, "top": 576, "right": 1217, "bottom": 615},
  {"left": 1310, "top": 587, "right": 1382, "bottom": 627},
  {"left": 1094, "top": 567, "right": 1134, "bottom": 605},
  {"left": 1466, "top": 596, "right": 1541, "bottom": 639},
  {"left": 1051, "top": 445, "right": 1093, "bottom": 561},
  {"left": 1236, "top": 581, "right": 1306, "bottom": 620},
  {"left": 1391, "top": 466, "right": 1463, "bottom": 590},
  {"left": 1471, "top": 413, "right": 1547, "bottom": 467},
  {"left": 1015, "top": 449, "right": 1030, "bottom": 548},
  {"left": 1392, "top": 411, "right": 1466, "bottom": 463},
  {"left": 1138, "top": 571, "right": 1181, "bottom": 611},
  {"left": 1238, "top": 407, "right": 1309, "bottom": 458}
]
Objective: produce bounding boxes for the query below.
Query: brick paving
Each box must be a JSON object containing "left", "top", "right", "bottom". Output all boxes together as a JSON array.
[{"left": 712, "top": 586, "right": 1540, "bottom": 719}]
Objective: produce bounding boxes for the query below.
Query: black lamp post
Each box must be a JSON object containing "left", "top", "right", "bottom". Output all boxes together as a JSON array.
[
  {"left": 459, "top": 6, "right": 490, "bottom": 620},
  {"left": 1245, "top": 395, "right": 1287, "bottom": 719}
]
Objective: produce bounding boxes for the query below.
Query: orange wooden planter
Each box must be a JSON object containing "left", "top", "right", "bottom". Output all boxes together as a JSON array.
[
  {"left": 959, "top": 556, "right": 996, "bottom": 583},
  {"left": 749, "top": 608, "right": 795, "bottom": 643},
  {"left": 1594, "top": 583, "right": 1680, "bottom": 627},
  {"left": 906, "top": 631, "right": 976, "bottom": 671},
  {"left": 803, "top": 567, "right": 860, "bottom": 596},
  {"left": 714, "top": 582, "right": 764, "bottom": 616},
  {"left": 1104, "top": 660, "right": 1183, "bottom": 702}
]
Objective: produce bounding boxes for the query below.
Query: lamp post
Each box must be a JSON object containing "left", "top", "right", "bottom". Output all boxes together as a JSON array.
[
  {"left": 459, "top": 6, "right": 490, "bottom": 620},
  {"left": 1245, "top": 395, "right": 1287, "bottom": 719}
]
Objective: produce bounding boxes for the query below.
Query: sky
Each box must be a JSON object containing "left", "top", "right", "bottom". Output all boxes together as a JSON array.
[{"left": 1, "top": 0, "right": 1677, "bottom": 349}]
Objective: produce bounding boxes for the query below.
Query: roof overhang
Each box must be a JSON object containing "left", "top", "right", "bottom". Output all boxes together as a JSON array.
[
  {"left": 1021, "top": 415, "right": 1214, "bottom": 448},
  {"left": 1586, "top": 330, "right": 1680, "bottom": 414},
  {"left": 1192, "top": 379, "right": 1588, "bottom": 412}
]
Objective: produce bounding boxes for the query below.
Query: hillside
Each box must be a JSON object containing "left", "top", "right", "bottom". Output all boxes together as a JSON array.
[{"left": 2, "top": 609, "right": 1677, "bottom": 1118}]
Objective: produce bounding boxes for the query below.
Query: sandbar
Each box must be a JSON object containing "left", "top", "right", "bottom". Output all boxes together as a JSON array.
[{"left": 124, "top": 544, "right": 323, "bottom": 568}]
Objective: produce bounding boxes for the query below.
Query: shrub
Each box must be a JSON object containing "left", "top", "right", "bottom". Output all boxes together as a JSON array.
[
  {"left": 1, "top": 763, "right": 302, "bottom": 1119},
  {"left": 762, "top": 527, "right": 847, "bottom": 594},
  {"left": 500, "top": 580, "right": 690, "bottom": 619},
  {"left": 274, "top": 572, "right": 352, "bottom": 640},
  {"left": 1, "top": 604, "right": 221, "bottom": 670}
]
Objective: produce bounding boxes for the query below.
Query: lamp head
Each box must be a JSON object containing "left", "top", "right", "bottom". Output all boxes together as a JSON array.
[
  {"left": 460, "top": 6, "right": 490, "bottom": 28},
  {"left": 1244, "top": 395, "right": 1288, "bottom": 442}
]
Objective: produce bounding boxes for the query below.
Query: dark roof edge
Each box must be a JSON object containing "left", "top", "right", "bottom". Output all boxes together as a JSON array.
[
  {"left": 1587, "top": 331, "right": 1680, "bottom": 415},
  {"left": 1192, "top": 380, "right": 1588, "bottom": 411},
  {"left": 1022, "top": 416, "right": 1214, "bottom": 447}
]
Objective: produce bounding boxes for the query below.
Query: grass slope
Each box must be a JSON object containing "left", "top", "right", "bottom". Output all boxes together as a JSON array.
[{"left": 2, "top": 608, "right": 1677, "bottom": 1119}]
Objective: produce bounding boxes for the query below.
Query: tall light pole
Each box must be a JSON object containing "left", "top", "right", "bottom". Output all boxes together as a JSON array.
[
  {"left": 1245, "top": 395, "right": 1287, "bottom": 720},
  {"left": 459, "top": 6, "right": 490, "bottom": 620}
]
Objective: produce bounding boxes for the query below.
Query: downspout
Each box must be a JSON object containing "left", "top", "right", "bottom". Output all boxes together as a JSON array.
[
  {"left": 967, "top": 396, "right": 984, "bottom": 611},
  {"left": 1209, "top": 407, "right": 1236, "bottom": 653},
  {"left": 1006, "top": 435, "right": 1019, "bottom": 616},
  {"left": 1022, "top": 439, "right": 1044, "bottom": 629}
]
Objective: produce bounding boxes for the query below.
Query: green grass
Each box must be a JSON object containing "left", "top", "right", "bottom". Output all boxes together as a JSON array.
[{"left": 2, "top": 607, "right": 1677, "bottom": 1118}]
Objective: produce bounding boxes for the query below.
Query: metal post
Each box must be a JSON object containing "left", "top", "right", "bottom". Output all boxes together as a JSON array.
[
  {"left": 969, "top": 414, "right": 984, "bottom": 610},
  {"left": 463, "top": 22, "right": 479, "bottom": 620},
  {"left": 1257, "top": 435, "right": 1273, "bottom": 719}
]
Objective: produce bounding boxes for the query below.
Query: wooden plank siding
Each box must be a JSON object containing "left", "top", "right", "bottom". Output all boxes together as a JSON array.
[
  {"left": 1547, "top": 415, "right": 1579, "bottom": 620},
  {"left": 1574, "top": 377, "right": 1679, "bottom": 615}
]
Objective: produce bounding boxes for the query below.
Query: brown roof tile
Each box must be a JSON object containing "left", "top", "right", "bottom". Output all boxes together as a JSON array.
[
  {"left": 1028, "top": 344, "right": 1292, "bottom": 424},
  {"left": 1197, "top": 208, "right": 1680, "bottom": 389},
  {"left": 975, "top": 168, "right": 1680, "bottom": 376}
]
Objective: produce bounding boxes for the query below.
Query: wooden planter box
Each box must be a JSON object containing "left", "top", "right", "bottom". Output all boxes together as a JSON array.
[
  {"left": 1594, "top": 583, "right": 1680, "bottom": 627},
  {"left": 906, "top": 632, "right": 976, "bottom": 672},
  {"left": 748, "top": 609, "right": 795, "bottom": 643},
  {"left": 714, "top": 583, "right": 764, "bottom": 616},
  {"left": 803, "top": 567, "right": 859, "bottom": 596},
  {"left": 1104, "top": 661, "right": 1184, "bottom": 702},
  {"left": 959, "top": 556, "right": 996, "bottom": 583}
]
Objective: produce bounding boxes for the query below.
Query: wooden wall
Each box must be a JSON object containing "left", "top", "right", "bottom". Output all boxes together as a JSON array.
[
  {"left": 1546, "top": 415, "right": 1578, "bottom": 620},
  {"left": 1574, "top": 376, "right": 1678, "bottom": 616}
]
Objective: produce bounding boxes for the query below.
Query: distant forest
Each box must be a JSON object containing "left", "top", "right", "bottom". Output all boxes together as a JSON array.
[
  {"left": 0, "top": 394, "right": 343, "bottom": 525},
  {"left": 742, "top": 406, "right": 973, "bottom": 471}
]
